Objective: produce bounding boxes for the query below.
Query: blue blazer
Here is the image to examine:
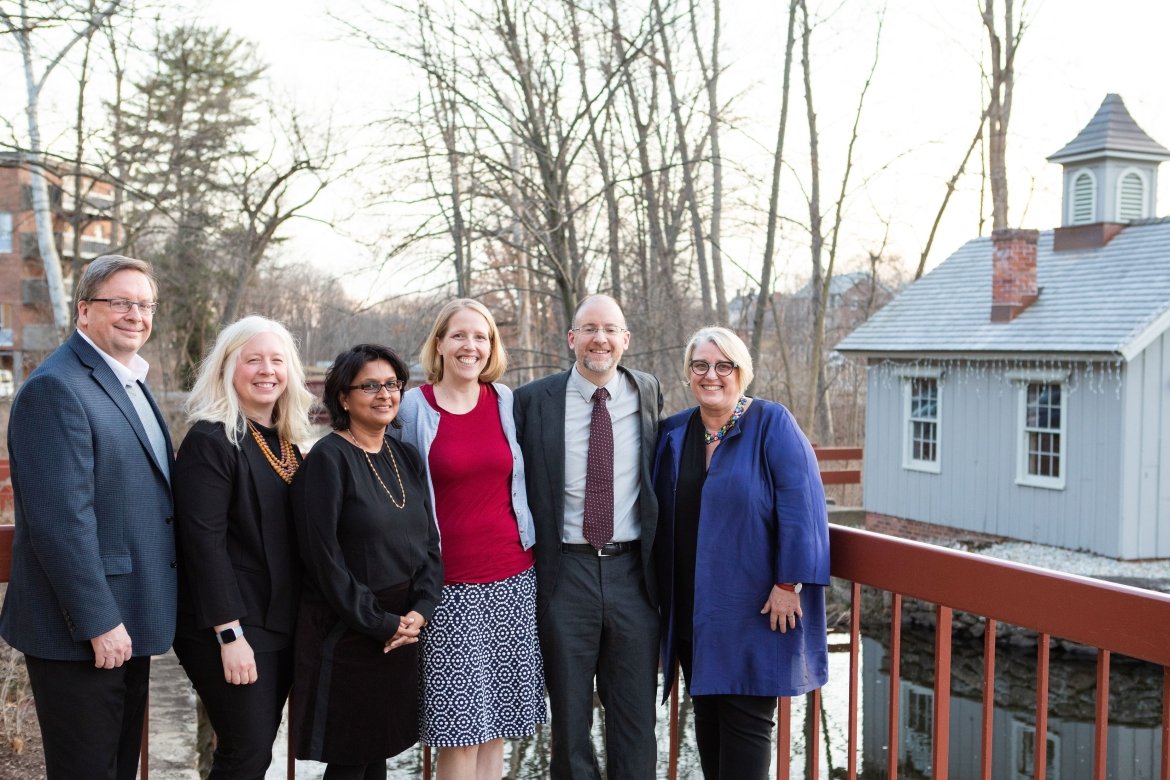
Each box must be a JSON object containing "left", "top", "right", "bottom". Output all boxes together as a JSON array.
[
  {"left": 0, "top": 332, "right": 177, "bottom": 661},
  {"left": 652, "top": 399, "right": 829, "bottom": 698}
]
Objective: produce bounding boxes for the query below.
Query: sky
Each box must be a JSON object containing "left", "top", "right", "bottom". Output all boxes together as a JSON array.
[{"left": 8, "top": 0, "right": 1170, "bottom": 299}]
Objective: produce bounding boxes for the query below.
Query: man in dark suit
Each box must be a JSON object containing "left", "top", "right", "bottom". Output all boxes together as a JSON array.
[
  {"left": 0, "top": 255, "right": 176, "bottom": 780},
  {"left": 513, "top": 294, "right": 662, "bottom": 779}
]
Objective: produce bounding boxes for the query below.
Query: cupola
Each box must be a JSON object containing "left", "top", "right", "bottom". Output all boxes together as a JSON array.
[{"left": 1047, "top": 94, "right": 1169, "bottom": 249}]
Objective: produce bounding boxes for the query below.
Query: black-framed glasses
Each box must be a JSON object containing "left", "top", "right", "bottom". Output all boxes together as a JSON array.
[
  {"left": 348, "top": 379, "right": 406, "bottom": 395},
  {"left": 87, "top": 297, "right": 159, "bottom": 315},
  {"left": 572, "top": 324, "right": 628, "bottom": 337},
  {"left": 690, "top": 360, "right": 738, "bottom": 377}
]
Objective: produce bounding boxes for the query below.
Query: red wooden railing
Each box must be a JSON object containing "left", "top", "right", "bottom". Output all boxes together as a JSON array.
[
  {"left": 812, "top": 445, "right": 863, "bottom": 485},
  {"left": 755, "top": 525, "right": 1170, "bottom": 780},
  {"left": 8, "top": 450, "right": 1170, "bottom": 780}
]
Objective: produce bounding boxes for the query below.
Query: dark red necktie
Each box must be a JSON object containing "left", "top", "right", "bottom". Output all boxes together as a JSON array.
[{"left": 583, "top": 387, "right": 614, "bottom": 550}]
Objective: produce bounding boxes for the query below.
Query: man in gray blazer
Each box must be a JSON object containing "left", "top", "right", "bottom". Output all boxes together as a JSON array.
[
  {"left": 0, "top": 255, "right": 176, "bottom": 780},
  {"left": 513, "top": 294, "right": 662, "bottom": 779}
]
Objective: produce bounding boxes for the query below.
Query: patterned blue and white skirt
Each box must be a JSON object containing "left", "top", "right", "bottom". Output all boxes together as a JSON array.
[{"left": 419, "top": 566, "right": 547, "bottom": 746}]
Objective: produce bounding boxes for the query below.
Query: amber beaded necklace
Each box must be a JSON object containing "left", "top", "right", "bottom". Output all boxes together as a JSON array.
[
  {"left": 343, "top": 429, "right": 406, "bottom": 509},
  {"left": 248, "top": 420, "right": 299, "bottom": 484}
]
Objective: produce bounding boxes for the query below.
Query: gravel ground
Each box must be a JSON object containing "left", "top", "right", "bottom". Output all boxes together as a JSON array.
[{"left": 975, "top": 540, "right": 1170, "bottom": 591}]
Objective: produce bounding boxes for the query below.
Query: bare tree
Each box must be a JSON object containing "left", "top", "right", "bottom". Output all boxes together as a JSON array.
[
  {"left": 687, "top": 0, "right": 727, "bottom": 323},
  {"left": 1, "top": 0, "right": 121, "bottom": 338},
  {"left": 749, "top": 0, "right": 798, "bottom": 372},
  {"left": 980, "top": 0, "right": 1028, "bottom": 231},
  {"left": 800, "top": 1, "right": 883, "bottom": 443}
]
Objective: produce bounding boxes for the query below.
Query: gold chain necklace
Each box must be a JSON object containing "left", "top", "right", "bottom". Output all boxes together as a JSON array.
[
  {"left": 343, "top": 429, "right": 406, "bottom": 510},
  {"left": 248, "top": 421, "right": 299, "bottom": 484}
]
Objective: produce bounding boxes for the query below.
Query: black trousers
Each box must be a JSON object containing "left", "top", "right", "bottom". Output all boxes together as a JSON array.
[
  {"left": 322, "top": 761, "right": 387, "bottom": 780},
  {"left": 173, "top": 635, "right": 293, "bottom": 780},
  {"left": 680, "top": 640, "right": 777, "bottom": 780},
  {"left": 25, "top": 654, "right": 151, "bottom": 780},
  {"left": 539, "top": 549, "right": 659, "bottom": 780}
]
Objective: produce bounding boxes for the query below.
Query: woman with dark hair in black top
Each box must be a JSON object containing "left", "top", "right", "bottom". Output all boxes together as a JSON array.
[{"left": 290, "top": 344, "right": 444, "bottom": 780}]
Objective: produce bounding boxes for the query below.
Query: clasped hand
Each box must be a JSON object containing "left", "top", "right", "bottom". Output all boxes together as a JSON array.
[{"left": 384, "top": 610, "right": 426, "bottom": 652}]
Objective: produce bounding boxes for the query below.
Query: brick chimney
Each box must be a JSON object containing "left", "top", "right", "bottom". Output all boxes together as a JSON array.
[{"left": 990, "top": 228, "right": 1039, "bottom": 322}]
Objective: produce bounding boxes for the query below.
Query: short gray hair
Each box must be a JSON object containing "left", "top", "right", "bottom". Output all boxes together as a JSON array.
[
  {"left": 683, "top": 326, "right": 755, "bottom": 389},
  {"left": 73, "top": 255, "right": 157, "bottom": 322}
]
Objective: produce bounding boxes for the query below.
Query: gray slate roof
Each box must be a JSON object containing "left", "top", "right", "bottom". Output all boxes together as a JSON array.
[
  {"left": 835, "top": 218, "right": 1170, "bottom": 358},
  {"left": 1048, "top": 94, "right": 1170, "bottom": 162}
]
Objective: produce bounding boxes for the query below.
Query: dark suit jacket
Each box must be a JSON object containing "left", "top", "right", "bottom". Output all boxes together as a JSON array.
[
  {"left": 173, "top": 420, "right": 301, "bottom": 650},
  {"left": 513, "top": 365, "right": 663, "bottom": 616},
  {"left": 0, "top": 331, "right": 176, "bottom": 661}
]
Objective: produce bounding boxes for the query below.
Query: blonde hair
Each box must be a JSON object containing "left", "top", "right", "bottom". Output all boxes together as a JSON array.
[
  {"left": 683, "top": 326, "right": 755, "bottom": 390},
  {"left": 419, "top": 298, "right": 508, "bottom": 384},
  {"left": 185, "top": 315, "right": 315, "bottom": 446}
]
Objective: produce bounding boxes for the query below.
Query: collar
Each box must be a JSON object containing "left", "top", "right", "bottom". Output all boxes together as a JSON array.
[
  {"left": 568, "top": 363, "right": 625, "bottom": 403},
  {"left": 77, "top": 329, "right": 150, "bottom": 384}
]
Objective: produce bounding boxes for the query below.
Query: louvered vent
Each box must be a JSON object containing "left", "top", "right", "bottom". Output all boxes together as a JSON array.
[
  {"left": 1071, "top": 171, "right": 1094, "bottom": 224},
  {"left": 1117, "top": 172, "right": 1145, "bottom": 222}
]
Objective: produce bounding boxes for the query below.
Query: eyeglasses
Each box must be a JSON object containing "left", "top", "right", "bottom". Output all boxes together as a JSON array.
[
  {"left": 690, "top": 360, "right": 738, "bottom": 377},
  {"left": 348, "top": 380, "right": 406, "bottom": 395},
  {"left": 87, "top": 298, "right": 159, "bottom": 315},
  {"left": 572, "top": 325, "right": 628, "bottom": 337}
]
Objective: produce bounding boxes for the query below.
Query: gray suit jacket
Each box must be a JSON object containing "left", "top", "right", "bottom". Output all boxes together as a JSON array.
[
  {"left": 513, "top": 365, "right": 663, "bottom": 616},
  {"left": 0, "top": 331, "right": 177, "bottom": 660}
]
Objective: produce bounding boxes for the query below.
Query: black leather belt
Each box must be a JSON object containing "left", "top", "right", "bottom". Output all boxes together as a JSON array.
[{"left": 561, "top": 540, "right": 640, "bottom": 557}]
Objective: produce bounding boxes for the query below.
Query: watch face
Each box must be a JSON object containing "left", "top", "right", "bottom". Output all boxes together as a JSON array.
[
  {"left": 219, "top": 628, "right": 239, "bottom": 644},
  {"left": 794, "top": 583, "right": 803, "bottom": 594}
]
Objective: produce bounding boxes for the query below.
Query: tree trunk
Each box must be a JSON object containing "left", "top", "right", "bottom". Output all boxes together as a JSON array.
[
  {"left": 653, "top": 0, "right": 712, "bottom": 321},
  {"left": 750, "top": 0, "right": 798, "bottom": 378}
]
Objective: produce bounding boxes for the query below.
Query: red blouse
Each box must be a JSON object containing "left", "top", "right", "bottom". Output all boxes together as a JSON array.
[{"left": 421, "top": 383, "right": 534, "bottom": 584}]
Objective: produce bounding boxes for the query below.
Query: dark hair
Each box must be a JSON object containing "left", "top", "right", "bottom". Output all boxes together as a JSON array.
[{"left": 323, "top": 344, "right": 410, "bottom": 431}]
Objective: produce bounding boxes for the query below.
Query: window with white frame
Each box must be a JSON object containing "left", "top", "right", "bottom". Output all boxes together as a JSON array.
[
  {"left": 1013, "top": 721, "right": 1059, "bottom": 779},
  {"left": 900, "top": 369, "right": 941, "bottom": 473},
  {"left": 0, "top": 213, "right": 12, "bottom": 253},
  {"left": 1010, "top": 370, "right": 1068, "bottom": 489}
]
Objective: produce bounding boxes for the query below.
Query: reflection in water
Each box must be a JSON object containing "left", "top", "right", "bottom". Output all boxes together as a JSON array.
[
  {"left": 285, "top": 622, "right": 1160, "bottom": 778},
  {"left": 861, "top": 623, "right": 1163, "bottom": 780}
]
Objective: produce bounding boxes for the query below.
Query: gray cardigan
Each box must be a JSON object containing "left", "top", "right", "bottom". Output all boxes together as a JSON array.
[{"left": 394, "top": 382, "right": 536, "bottom": 551}]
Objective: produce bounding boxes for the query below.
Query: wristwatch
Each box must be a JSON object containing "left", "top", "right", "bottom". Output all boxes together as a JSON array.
[
  {"left": 776, "top": 582, "right": 803, "bottom": 594},
  {"left": 216, "top": 626, "right": 244, "bottom": 645}
]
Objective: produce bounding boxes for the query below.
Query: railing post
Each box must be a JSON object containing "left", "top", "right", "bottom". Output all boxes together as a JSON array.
[
  {"left": 847, "top": 582, "right": 861, "bottom": 780},
  {"left": 776, "top": 696, "right": 790, "bottom": 780},
  {"left": 887, "top": 593, "right": 902, "bottom": 780},
  {"left": 980, "top": 618, "right": 997, "bottom": 780},
  {"left": 1034, "top": 634, "right": 1050, "bottom": 780},
  {"left": 932, "top": 605, "right": 952, "bottom": 780},
  {"left": 1093, "top": 649, "right": 1110, "bottom": 780}
]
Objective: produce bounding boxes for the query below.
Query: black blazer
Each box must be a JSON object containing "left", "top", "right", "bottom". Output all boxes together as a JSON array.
[
  {"left": 513, "top": 365, "right": 663, "bottom": 616},
  {"left": 173, "top": 420, "right": 301, "bottom": 647}
]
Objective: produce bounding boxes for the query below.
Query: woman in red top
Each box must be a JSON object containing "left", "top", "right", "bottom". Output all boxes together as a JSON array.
[{"left": 396, "top": 299, "right": 545, "bottom": 780}]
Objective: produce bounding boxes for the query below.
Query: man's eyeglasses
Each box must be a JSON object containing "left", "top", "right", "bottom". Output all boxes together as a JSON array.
[
  {"left": 572, "top": 325, "right": 628, "bottom": 337},
  {"left": 87, "top": 298, "right": 159, "bottom": 315},
  {"left": 690, "top": 360, "right": 738, "bottom": 377},
  {"left": 348, "top": 380, "right": 406, "bottom": 395}
]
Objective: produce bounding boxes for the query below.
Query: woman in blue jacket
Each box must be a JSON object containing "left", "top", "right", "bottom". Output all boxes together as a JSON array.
[{"left": 653, "top": 326, "right": 830, "bottom": 779}]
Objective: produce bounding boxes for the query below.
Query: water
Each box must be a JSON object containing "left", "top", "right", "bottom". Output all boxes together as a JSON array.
[{"left": 268, "top": 623, "right": 1162, "bottom": 778}]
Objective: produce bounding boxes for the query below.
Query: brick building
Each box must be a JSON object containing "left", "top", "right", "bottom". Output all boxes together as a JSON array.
[{"left": 0, "top": 153, "right": 117, "bottom": 385}]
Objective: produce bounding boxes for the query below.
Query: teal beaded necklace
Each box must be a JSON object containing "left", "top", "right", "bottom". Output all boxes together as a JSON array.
[{"left": 704, "top": 396, "right": 748, "bottom": 444}]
